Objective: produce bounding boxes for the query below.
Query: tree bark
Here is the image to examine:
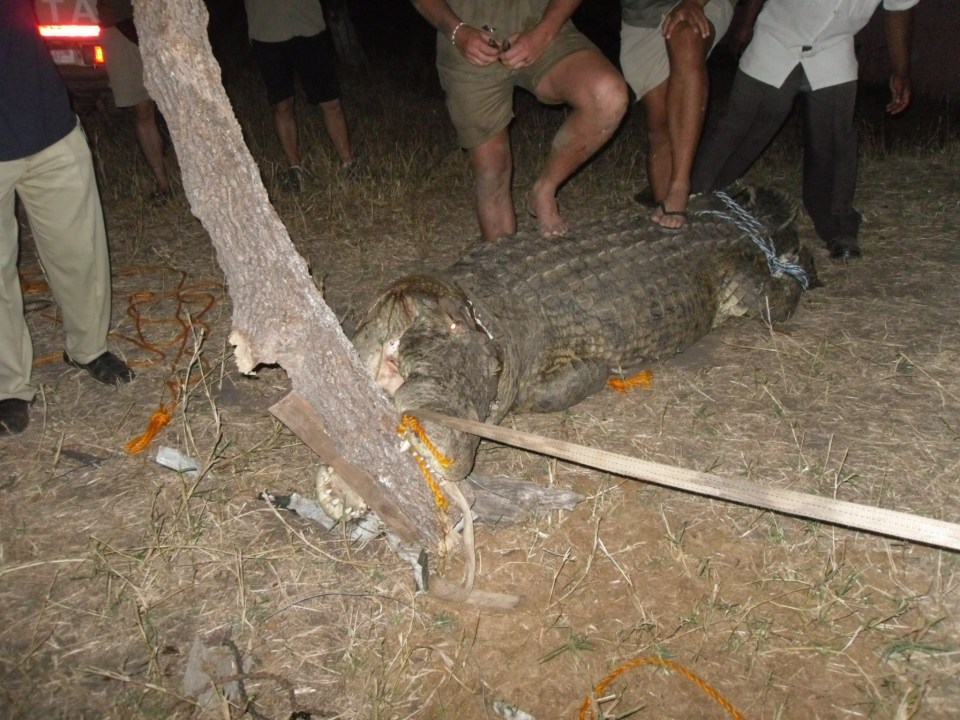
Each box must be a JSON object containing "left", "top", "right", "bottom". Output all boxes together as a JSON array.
[{"left": 131, "top": 0, "right": 442, "bottom": 547}]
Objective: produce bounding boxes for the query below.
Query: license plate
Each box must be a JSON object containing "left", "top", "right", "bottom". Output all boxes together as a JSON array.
[{"left": 50, "top": 48, "right": 83, "bottom": 66}]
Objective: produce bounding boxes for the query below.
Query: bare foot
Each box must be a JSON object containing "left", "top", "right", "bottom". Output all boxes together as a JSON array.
[
  {"left": 487, "top": 230, "right": 516, "bottom": 244},
  {"left": 528, "top": 192, "right": 568, "bottom": 239}
]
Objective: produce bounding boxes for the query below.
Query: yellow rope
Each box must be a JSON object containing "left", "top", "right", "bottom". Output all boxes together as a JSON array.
[
  {"left": 579, "top": 655, "right": 747, "bottom": 720},
  {"left": 607, "top": 369, "right": 653, "bottom": 393}
]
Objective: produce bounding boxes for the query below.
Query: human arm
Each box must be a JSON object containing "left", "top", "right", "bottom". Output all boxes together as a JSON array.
[
  {"left": 499, "top": 0, "right": 582, "bottom": 70},
  {"left": 410, "top": 0, "right": 501, "bottom": 66},
  {"left": 726, "top": 0, "right": 765, "bottom": 57},
  {"left": 884, "top": 8, "right": 912, "bottom": 114}
]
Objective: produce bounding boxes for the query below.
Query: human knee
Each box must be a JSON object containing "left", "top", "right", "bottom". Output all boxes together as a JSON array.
[
  {"left": 319, "top": 98, "right": 344, "bottom": 115},
  {"left": 589, "top": 71, "right": 629, "bottom": 129},
  {"left": 133, "top": 98, "right": 156, "bottom": 125},
  {"left": 273, "top": 98, "right": 295, "bottom": 120}
]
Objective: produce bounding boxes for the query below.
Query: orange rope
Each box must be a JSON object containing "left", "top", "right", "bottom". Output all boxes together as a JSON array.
[
  {"left": 124, "top": 404, "right": 173, "bottom": 455},
  {"left": 397, "top": 414, "right": 452, "bottom": 511},
  {"left": 21, "top": 264, "right": 224, "bottom": 453},
  {"left": 607, "top": 369, "right": 653, "bottom": 393},
  {"left": 397, "top": 414, "right": 453, "bottom": 468},
  {"left": 579, "top": 655, "right": 746, "bottom": 720},
  {"left": 411, "top": 451, "right": 449, "bottom": 512},
  {"left": 19, "top": 266, "right": 48, "bottom": 295}
]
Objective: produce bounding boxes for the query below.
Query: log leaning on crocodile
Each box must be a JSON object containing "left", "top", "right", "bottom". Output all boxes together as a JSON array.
[{"left": 351, "top": 186, "right": 818, "bottom": 484}]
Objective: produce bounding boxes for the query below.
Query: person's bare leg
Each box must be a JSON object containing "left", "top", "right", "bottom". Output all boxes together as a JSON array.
[
  {"left": 469, "top": 129, "right": 515, "bottom": 243},
  {"left": 319, "top": 98, "right": 353, "bottom": 166},
  {"left": 272, "top": 96, "right": 300, "bottom": 168},
  {"left": 530, "top": 49, "right": 628, "bottom": 238},
  {"left": 133, "top": 98, "right": 171, "bottom": 195},
  {"left": 641, "top": 82, "right": 671, "bottom": 207},
  {"left": 650, "top": 21, "right": 713, "bottom": 229}
]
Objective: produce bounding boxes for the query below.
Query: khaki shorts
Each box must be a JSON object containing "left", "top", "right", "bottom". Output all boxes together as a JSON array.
[
  {"left": 102, "top": 26, "right": 150, "bottom": 108},
  {"left": 620, "top": 0, "right": 734, "bottom": 100},
  {"left": 436, "top": 0, "right": 599, "bottom": 149}
]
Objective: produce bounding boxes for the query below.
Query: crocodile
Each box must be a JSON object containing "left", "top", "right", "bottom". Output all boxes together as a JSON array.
[{"left": 351, "top": 187, "right": 818, "bottom": 483}]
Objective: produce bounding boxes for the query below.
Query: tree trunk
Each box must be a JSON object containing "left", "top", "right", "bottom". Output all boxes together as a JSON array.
[
  {"left": 325, "top": 0, "right": 368, "bottom": 69},
  {"left": 131, "top": 0, "right": 441, "bottom": 548}
]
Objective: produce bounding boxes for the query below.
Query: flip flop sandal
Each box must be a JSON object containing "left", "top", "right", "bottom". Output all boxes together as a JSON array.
[{"left": 649, "top": 202, "right": 688, "bottom": 234}]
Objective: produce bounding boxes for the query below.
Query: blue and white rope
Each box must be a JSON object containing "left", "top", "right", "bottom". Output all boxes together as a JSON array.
[{"left": 697, "top": 190, "right": 811, "bottom": 290}]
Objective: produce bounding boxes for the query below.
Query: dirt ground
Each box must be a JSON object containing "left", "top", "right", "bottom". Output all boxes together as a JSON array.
[{"left": 2, "top": 55, "right": 959, "bottom": 718}]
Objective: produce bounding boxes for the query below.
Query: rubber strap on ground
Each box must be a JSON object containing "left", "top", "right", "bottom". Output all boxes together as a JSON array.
[{"left": 414, "top": 410, "right": 960, "bottom": 552}]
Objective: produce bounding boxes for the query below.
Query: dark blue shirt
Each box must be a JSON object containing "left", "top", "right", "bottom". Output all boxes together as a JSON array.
[{"left": 0, "top": 0, "right": 77, "bottom": 161}]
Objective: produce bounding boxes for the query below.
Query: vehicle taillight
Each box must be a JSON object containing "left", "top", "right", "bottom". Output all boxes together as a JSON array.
[
  {"left": 82, "top": 45, "right": 106, "bottom": 66},
  {"left": 38, "top": 24, "right": 101, "bottom": 39}
]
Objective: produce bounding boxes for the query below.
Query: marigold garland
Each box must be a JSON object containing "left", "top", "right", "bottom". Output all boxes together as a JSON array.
[{"left": 607, "top": 369, "right": 653, "bottom": 393}]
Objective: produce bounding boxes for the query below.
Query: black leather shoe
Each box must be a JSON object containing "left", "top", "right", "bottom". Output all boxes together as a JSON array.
[
  {"left": 827, "top": 236, "right": 862, "bottom": 261},
  {"left": 64, "top": 351, "right": 135, "bottom": 385},
  {"left": 0, "top": 398, "right": 30, "bottom": 435}
]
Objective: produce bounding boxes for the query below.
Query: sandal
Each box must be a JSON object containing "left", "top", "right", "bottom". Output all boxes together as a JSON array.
[{"left": 649, "top": 202, "right": 687, "bottom": 234}]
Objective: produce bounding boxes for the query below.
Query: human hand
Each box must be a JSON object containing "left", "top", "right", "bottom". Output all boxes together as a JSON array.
[
  {"left": 499, "top": 25, "right": 549, "bottom": 71},
  {"left": 886, "top": 74, "right": 912, "bottom": 114},
  {"left": 453, "top": 23, "right": 502, "bottom": 67},
  {"left": 662, "top": 0, "right": 711, "bottom": 39}
]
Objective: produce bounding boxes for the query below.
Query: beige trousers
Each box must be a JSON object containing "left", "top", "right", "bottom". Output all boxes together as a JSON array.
[{"left": 0, "top": 123, "right": 111, "bottom": 402}]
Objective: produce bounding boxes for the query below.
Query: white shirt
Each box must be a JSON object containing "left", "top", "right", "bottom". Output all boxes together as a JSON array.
[
  {"left": 245, "top": 0, "right": 326, "bottom": 43},
  {"left": 740, "top": 0, "right": 918, "bottom": 90}
]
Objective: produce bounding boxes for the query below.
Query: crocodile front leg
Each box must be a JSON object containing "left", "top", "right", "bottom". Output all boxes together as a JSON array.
[{"left": 514, "top": 356, "right": 610, "bottom": 413}]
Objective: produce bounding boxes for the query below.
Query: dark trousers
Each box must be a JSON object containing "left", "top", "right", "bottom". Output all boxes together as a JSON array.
[{"left": 691, "top": 65, "right": 861, "bottom": 243}]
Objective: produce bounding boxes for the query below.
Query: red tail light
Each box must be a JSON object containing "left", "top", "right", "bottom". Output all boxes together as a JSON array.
[
  {"left": 81, "top": 45, "right": 106, "bottom": 66},
  {"left": 38, "top": 24, "right": 101, "bottom": 39}
]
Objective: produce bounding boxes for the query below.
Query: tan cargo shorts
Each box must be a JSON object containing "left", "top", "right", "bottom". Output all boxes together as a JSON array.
[
  {"left": 102, "top": 25, "right": 150, "bottom": 108},
  {"left": 436, "top": 0, "right": 598, "bottom": 149}
]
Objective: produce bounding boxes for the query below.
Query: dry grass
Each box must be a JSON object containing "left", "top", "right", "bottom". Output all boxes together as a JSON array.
[{"left": 1, "top": 48, "right": 959, "bottom": 719}]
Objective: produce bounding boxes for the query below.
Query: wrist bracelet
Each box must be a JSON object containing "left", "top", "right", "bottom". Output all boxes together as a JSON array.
[{"left": 450, "top": 21, "right": 466, "bottom": 46}]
